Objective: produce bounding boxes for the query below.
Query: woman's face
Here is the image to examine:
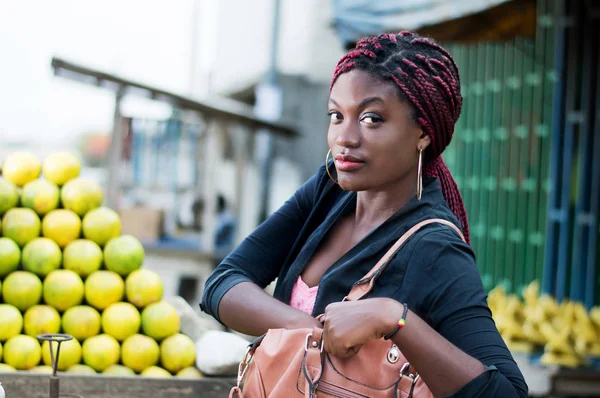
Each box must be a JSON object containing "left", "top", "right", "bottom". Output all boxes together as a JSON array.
[{"left": 328, "top": 70, "right": 430, "bottom": 192}]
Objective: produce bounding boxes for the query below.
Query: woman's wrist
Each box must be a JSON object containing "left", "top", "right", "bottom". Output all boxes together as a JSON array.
[
  {"left": 287, "top": 310, "right": 322, "bottom": 330},
  {"left": 377, "top": 298, "right": 407, "bottom": 337}
]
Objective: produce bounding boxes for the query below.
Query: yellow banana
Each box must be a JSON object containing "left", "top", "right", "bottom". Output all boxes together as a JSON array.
[
  {"left": 523, "top": 321, "right": 547, "bottom": 345},
  {"left": 589, "top": 307, "right": 600, "bottom": 329},
  {"left": 540, "top": 352, "right": 583, "bottom": 368},
  {"left": 522, "top": 281, "right": 540, "bottom": 305},
  {"left": 539, "top": 295, "right": 560, "bottom": 319},
  {"left": 587, "top": 343, "right": 600, "bottom": 357},
  {"left": 501, "top": 319, "right": 526, "bottom": 341}
]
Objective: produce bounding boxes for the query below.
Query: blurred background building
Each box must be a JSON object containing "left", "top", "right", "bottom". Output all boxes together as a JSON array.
[{"left": 2, "top": 0, "right": 600, "bottom": 394}]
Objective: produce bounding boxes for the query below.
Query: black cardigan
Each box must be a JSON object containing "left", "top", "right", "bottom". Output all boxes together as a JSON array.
[{"left": 201, "top": 164, "right": 527, "bottom": 397}]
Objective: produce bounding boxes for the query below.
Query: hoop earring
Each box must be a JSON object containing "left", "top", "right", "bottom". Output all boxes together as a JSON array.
[
  {"left": 325, "top": 149, "right": 338, "bottom": 184},
  {"left": 417, "top": 148, "right": 423, "bottom": 201}
]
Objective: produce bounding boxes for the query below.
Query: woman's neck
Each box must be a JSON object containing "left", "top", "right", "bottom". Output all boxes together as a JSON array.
[{"left": 354, "top": 176, "right": 418, "bottom": 230}]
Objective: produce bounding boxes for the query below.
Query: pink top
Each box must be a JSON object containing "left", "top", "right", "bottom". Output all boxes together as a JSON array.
[{"left": 289, "top": 276, "right": 319, "bottom": 315}]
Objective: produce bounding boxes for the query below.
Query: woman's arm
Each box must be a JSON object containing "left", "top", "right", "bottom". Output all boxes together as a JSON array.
[
  {"left": 382, "top": 301, "right": 515, "bottom": 397},
  {"left": 201, "top": 166, "right": 328, "bottom": 332},
  {"left": 219, "top": 282, "right": 322, "bottom": 336}
]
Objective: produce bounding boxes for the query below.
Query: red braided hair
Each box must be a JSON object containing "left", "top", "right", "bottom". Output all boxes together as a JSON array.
[{"left": 330, "top": 31, "right": 470, "bottom": 244}]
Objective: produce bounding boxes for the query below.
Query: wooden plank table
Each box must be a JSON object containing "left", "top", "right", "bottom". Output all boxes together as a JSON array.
[
  {"left": 4, "top": 362, "right": 600, "bottom": 398},
  {"left": 0, "top": 372, "right": 235, "bottom": 398}
]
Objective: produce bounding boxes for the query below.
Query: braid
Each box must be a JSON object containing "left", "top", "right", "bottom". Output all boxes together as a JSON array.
[{"left": 330, "top": 31, "right": 470, "bottom": 244}]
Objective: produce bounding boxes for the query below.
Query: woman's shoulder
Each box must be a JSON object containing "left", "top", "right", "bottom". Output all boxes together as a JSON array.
[{"left": 405, "top": 204, "right": 476, "bottom": 272}]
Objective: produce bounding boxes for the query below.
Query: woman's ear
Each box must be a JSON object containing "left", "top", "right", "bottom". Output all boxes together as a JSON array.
[{"left": 418, "top": 132, "right": 431, "bottom": 150}]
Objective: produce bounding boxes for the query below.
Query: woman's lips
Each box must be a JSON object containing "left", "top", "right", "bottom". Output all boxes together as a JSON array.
[
  {"left": 335, "top": 160, "right": 364, "bottom": 171},
  {"left": 334, "top": 154, "right": 365, "bottom": 172}
]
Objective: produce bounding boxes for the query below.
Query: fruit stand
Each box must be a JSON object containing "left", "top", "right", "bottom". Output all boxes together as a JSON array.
[
  {"left": 0, "top": 56, "right": 300, "bottom": 397},
  {"left": 0, "top": 151, "right": 230, "bottom": 397},
  {"left": 490, "top": 280, "right": 600, "bottom": 396}
]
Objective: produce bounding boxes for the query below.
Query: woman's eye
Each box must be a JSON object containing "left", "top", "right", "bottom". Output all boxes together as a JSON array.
[
  {"left": 361, "top": 114, "right": 383, "bottom": 125},
  {"left": 328, "top": 111, "right": 343, "bottom": 123}
]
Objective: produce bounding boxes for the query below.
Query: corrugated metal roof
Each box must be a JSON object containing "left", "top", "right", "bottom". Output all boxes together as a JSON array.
[{"left": 332, "top": 0, "right": 512, "bottom": 46}]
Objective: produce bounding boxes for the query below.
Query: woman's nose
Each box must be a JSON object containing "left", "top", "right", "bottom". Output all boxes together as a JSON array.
[{"left": 334, "top": 123, "right": 360, "bottom": 148}]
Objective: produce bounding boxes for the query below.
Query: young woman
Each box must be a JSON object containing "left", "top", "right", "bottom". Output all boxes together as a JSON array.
[{"left": 201, "top": 31, "right": 527, "bottom": 397}]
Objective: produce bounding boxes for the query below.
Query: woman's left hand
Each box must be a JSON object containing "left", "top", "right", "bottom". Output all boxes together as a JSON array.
[{"left": 322, "top": 298, "right": 404, "bottom": 358}]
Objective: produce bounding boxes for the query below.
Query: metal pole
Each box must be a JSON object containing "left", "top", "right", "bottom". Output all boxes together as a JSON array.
[
  {"left": 256, "top": 0, "right": 283, "bottom": 222},
  {"left": 267, "top": 0, "right": 281, "bottom": 86},
  {"left": 542, "top": 0, "right": 567, "bottom": 297},
  {"left": 49, "top": 377, "right": 59, "bottom": 398},
  {"left": 189, "top": 0, "right": 200, "bottom": 97},
  {"left": 106, "top": 86, "right": 126, "bottom": 209}
]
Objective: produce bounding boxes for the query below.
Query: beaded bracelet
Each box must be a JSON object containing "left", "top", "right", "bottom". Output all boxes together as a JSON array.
[{"left": 383, "top": 302, "right": 409, "bottom": 340}]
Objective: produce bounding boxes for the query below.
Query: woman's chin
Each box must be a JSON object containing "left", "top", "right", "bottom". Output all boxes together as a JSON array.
[{"left": 337, "top": 178, "right": 369, "bottom": 192}]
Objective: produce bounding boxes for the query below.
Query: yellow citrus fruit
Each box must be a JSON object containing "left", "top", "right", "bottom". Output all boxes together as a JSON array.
[
  {"left": 3, "top": 334, "right": 41, "bottom": 370},
  {"left": 101, "top": 302, "right": 140, "bottom": 342},
  {"left": 121, "top": 334, "right": 160, "bottom": 373},
  {"left": 42, "top": 338, "right": 82, "bottom": 371},
  {"left": 23, "top": 305, "right": 61, "bottom": 337},
  {"left": 60, "top": 178, "right": 103, "bottom": 217},
  {"left": 21, "top": 237, "right": 62, "bottom": 277},
  {"left": 160, "top": 333, "right": 196, "bottom": 374},
  {"left": 82, "top": 334, "right": 120, "bottom": 372},
  {"left": 141, "top": 301, "right": 180, "bottom": 341},
  {"left": 82, "top": 207, "right": 121, "bottom": 247},
  {"left": 102, "top": 364, "right": 136, "bottom": 376},
  {"left": 20, "top": 179, "right": 60, "bottom": 216},
  {"left": 42, "top": 209, "right": 81, "bottom": 248},
  {"left": 0, "top": 304, "right": 23, "bottom": 341},
  {"left": 42, "top": 152, "right": 81, "bottom": 186},
  {"left": 2, "top": 271, "right": 42, "bottom": 311},
  {"left": 125, "top": 269, "right": 164, "bottom": 308},
  {"left": 61, "top": 305, "right": 101, "bottom": 341},
  {"left": 84, "top": 271, "right": 124, "bottom": 310},
  {"left": 63, "top": 239, "right": 103, "bottom": 278},
  {"left": 104, "top": 235, "right": 145, "bottom": 276},
  {"left": 1, "top": 208, "right": 41, "bottom": 247},
  {"left": 176, "top": 366, "right": 203, "bottom": 378},
  {"left": 30, "top": 365, "right": 54, "bottom": 374},
  {"left": 66, "top": 364, "right": 96, "bottom": 374},
  {"left": 140, "top": 366, "right": 171, "bottom": 378},
  {"left": 0, "top": 363, "right": 16, "bottom": 372},
  {"left": 43, "top": 269, "right": 84, "bottom": 312},
  {"left": 2, "top": 152, "right": 41, "bottom": 186},
  {"left": 0, "top": 237, "right": 21, "bottom": 277},
  {"left": 0, "top": 177, "right": 19, "bottom": 215}
]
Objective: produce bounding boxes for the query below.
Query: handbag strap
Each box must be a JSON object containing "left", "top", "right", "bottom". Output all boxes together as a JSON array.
[{"left": 345, "top": 218, "right": 465, "bottom": 302}]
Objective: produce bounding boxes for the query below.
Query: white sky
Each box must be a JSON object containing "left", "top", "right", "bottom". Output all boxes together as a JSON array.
[{"left": 0, "top": 0, "right": 198, "bottom": 146}]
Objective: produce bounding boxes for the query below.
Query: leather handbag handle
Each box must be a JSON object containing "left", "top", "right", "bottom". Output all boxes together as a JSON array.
[{"left": 345, "top": 219, "right": 465, "bottom": 302}]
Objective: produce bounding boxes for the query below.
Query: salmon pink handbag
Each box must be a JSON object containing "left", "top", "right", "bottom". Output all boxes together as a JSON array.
[{"left": 230, "top": 219, "right": 465, "bottom": 398}]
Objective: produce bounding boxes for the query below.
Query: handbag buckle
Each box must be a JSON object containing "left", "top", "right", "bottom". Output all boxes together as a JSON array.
[
  {"left": 304, "top": 333, "right": 324, "bottom": 352},
  {"left": 237, "top": 346, "right": 254, "bottom": 385},
  {"left": 399, "top": 362, "right": 420, "bottom": 385}
]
